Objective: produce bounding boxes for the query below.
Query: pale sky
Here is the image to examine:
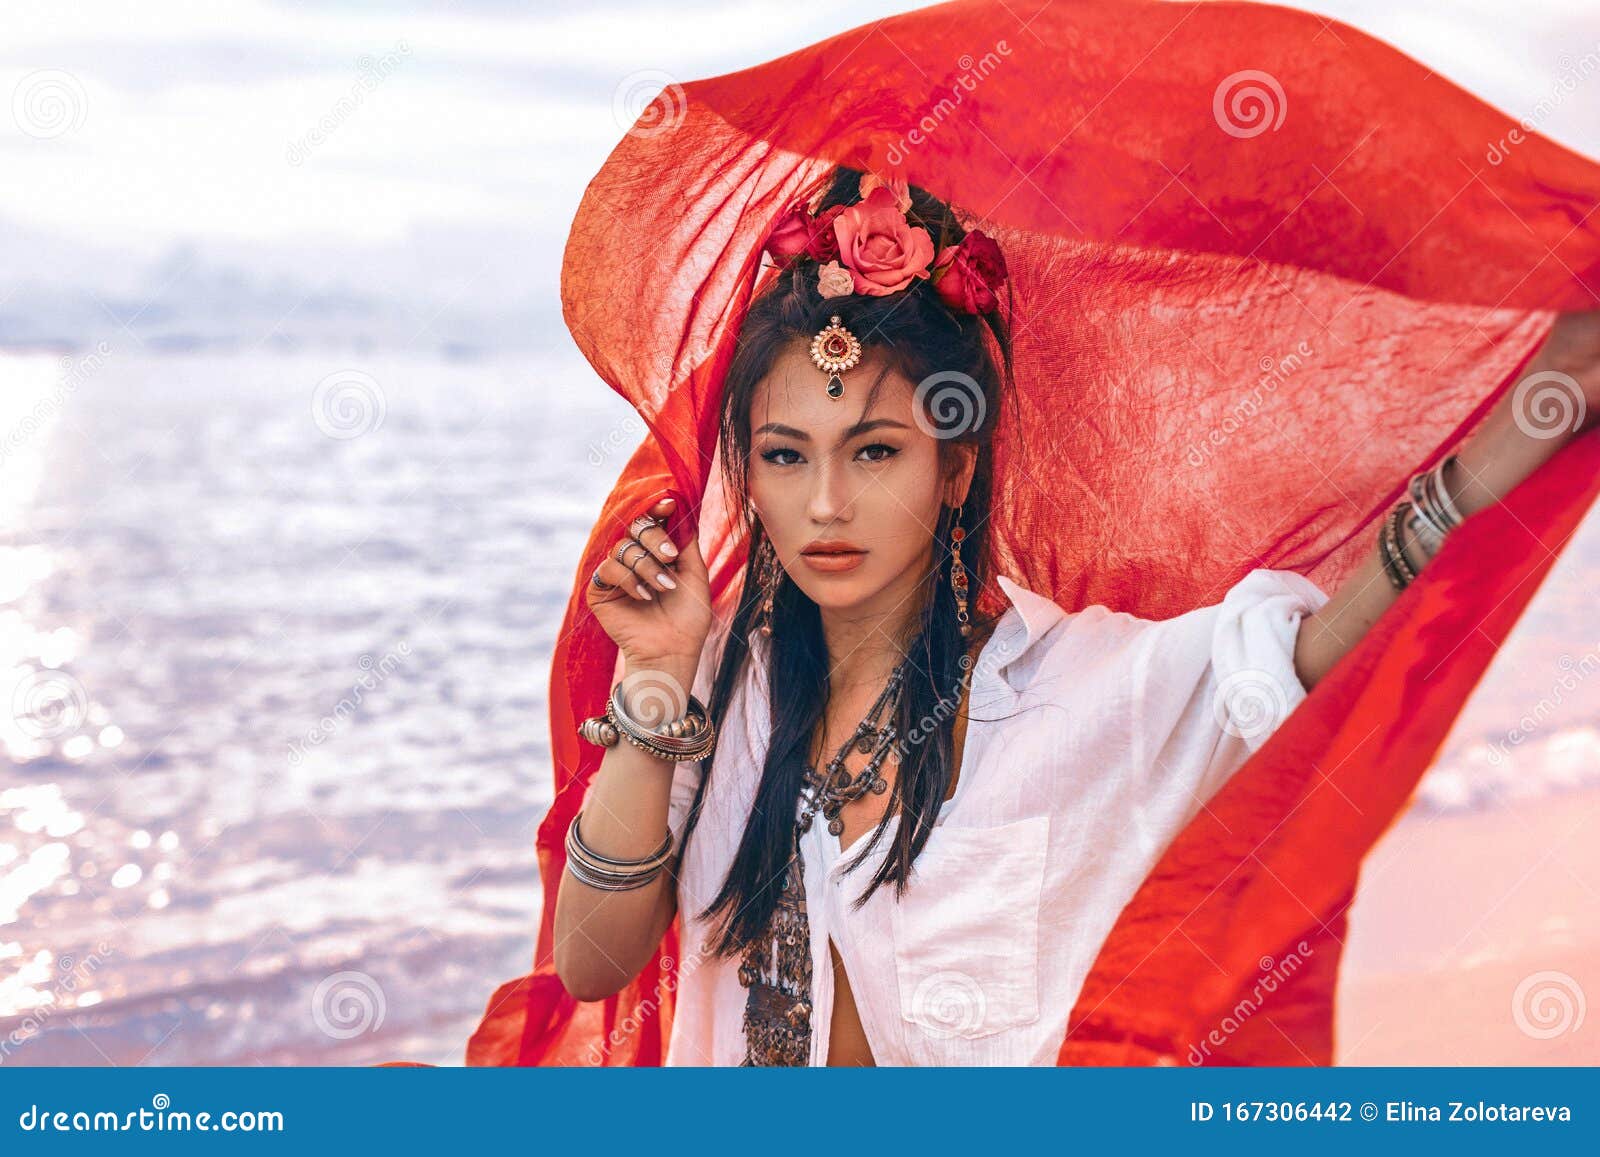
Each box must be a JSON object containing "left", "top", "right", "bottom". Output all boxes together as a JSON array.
[{"left": 1, "top": 0, "right": 1594, "bottom": 346}]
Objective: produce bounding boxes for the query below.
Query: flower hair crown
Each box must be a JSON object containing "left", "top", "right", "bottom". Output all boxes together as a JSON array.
[
  {"left": 763, "top": 172, "right": 1009, "bottom": 398},
  {"left": 762, "top": 172, "right": 1008, "bottom": 315}
]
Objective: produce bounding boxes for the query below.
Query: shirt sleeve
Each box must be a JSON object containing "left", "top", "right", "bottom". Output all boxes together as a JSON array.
[{"left": 1136, "top": 567, "right": 1330, "bottom": 822}]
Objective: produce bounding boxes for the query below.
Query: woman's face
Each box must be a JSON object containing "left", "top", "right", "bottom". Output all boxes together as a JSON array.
[{"left": 747, "top": 339, "right": 973, "bottom": 622}]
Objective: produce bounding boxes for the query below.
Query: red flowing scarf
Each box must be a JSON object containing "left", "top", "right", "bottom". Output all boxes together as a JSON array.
[{"left": 466, "top": 0, "right": 1600, "bottom": 1065}]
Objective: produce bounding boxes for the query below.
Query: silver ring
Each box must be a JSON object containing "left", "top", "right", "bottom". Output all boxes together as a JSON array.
[{"left": 590, "top": 566, "right": 616, "bottom": 591}]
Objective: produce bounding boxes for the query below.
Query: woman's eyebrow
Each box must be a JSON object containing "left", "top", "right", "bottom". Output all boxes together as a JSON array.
[{"left": 753, "top": 418, "right": 912, "bottom": 443}]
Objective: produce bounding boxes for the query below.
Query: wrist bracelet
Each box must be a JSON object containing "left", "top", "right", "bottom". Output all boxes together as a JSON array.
[{"left": 578, "top": 682, "right": 715, "bottom": 762}]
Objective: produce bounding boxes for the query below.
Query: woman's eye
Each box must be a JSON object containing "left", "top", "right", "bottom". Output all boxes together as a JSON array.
[
  {"left": 760, "top": 447, "right": 802, "bottom": 466},
  {"left": 857, "top": 442, "right": 899, "bottom": 463}
]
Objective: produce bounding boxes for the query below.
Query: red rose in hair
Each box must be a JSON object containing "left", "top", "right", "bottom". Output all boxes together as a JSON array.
[
  {"left": 931, "top": 230, "right": 1008, "bottom": 313},
  {"left": 804, "top": 205, "right": 845, "bottom": 261},
  {"left": 833, "top": 185, "right": 935, "bottom": 296},
  {"left": 763, "top": 204, "right": 814, "bottom": 263}
]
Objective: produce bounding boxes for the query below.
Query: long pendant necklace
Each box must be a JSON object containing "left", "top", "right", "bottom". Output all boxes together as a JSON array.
[{"left": 736, "top": 657, "right": 911, "bottom": 1066}]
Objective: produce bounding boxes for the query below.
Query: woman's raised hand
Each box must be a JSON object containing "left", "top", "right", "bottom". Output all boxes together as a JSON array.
[{"left": 584, "top": 497, "right": 712, "bottom": 683}]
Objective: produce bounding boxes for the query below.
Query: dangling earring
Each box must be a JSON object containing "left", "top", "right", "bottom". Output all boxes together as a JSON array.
[
  {"left": 755, "top": 535, "right": 782, "bottom": 637},
  {"left": 949, "top": 504, "right": 971, "bottom": 639}
]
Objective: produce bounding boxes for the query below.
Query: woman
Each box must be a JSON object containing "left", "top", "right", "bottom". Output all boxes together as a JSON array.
[{"left": 550, "top": 164, "right": 1600, "bottom": 1065}]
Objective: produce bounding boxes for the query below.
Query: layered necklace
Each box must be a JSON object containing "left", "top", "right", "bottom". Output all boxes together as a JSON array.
[{"left": 737, "top": 656, "right": 912, "bottom": 1066}]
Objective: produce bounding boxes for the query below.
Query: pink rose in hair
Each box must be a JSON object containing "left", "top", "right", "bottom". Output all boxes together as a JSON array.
[
  {"left": 931, "top": 229, "right": 1008, "bottom": 314},
  {"left": 816, "top": 260, "right": 854, "bottom": 299},
  {"left": 858, "top": 171, "right": 912, "bottom": 213},
  {"left": 833, "top": 186, "right": 935, "bottom": 296}
]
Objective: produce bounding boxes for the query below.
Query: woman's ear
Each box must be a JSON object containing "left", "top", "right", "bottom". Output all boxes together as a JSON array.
[{"left": 943, "top": 443, "right": 979, "bottom": 506}]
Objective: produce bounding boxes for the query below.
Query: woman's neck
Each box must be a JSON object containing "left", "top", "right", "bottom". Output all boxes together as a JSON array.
[{"left": 817, "top": 564, "right": 930, "bottom": 692}]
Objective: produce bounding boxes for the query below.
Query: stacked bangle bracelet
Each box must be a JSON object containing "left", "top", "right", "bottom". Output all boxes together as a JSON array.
[
  {"left": 564, "top": 810, "right": 675, "bottom": 891},
  {"left": 577, "top": 682, "right": 715, "bottom": 762},
  {"left": 1379, "top": 453, "right": 1466, "bottom": 592}
]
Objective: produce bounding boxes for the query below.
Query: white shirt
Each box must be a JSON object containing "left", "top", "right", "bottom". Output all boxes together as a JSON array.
[{"left": 651, "top": 568, "right": 1329, "bottom": 1065}]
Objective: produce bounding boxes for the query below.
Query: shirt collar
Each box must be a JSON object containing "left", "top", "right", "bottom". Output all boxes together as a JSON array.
[{"left": 986, "top": 573, "right": 1067, "bottom": 689}]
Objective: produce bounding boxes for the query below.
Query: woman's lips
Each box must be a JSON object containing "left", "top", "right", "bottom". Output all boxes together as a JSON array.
[{"left": 800, "top": 549, "right": 867, "bottom": 573}]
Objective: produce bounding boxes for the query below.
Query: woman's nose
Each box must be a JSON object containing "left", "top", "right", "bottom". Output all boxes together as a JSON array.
[{"left": 805, "top": 454, "right": 854, "bottom": 524}]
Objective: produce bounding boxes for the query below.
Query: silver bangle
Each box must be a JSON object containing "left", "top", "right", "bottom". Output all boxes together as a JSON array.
[{"left": 564, "top": 810, "right": 674, "bottom": 891}]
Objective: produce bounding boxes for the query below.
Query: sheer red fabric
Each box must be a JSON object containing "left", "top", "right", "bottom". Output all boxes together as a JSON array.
[{"left": 466, "top": 0, "right": 1600, "bottom": 1065}]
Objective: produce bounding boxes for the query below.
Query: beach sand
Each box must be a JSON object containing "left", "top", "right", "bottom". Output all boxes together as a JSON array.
[{"left": 1337, "top": 784, "right": 1598, "bottom": 1064}]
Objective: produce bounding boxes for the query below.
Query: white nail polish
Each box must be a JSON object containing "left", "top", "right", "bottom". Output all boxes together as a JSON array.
[
  {"left": 656, "top": 571, "right": 677, "bottom": 590},
  {"left": 636, "top": 583, "right": 653, "bottom": 600}
]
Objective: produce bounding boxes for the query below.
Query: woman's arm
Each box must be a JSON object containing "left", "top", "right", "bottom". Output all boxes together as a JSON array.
[{"left": 1294, "top": 310, "right": 1600, "bottom": 691}]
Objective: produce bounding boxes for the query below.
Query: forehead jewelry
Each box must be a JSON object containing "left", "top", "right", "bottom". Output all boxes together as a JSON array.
[{"left": 809, "top": 314, "right": 861, "bottom": 400}]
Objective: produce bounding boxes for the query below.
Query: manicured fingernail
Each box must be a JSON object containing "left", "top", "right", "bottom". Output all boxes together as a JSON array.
[
  {"left": 655, "top": 571, "right": 677, "bottom": 590},
  {"left": 660, "top": 497, "right": 675, "bottom": 506},
  {"left": 635, "top": 583, "right": 653, "bottom": 600},
  {"left": 660, "top": 540, "right": 679, "bottom": 558}
]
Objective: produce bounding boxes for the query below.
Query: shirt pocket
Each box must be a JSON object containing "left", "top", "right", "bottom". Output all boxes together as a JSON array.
[{"left": 888, "top": 813, "right": 1050, "bottom": 1054}]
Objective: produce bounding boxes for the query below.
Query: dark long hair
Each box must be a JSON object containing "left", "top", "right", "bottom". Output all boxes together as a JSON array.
[{"left": 680, "top": 166, "right": 1019, "bottom": 960}]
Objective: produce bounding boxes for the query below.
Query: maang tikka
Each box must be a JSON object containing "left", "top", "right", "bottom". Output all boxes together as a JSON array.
[{"left": 810, "top": 314, "right": 861, "bottom": 399}]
